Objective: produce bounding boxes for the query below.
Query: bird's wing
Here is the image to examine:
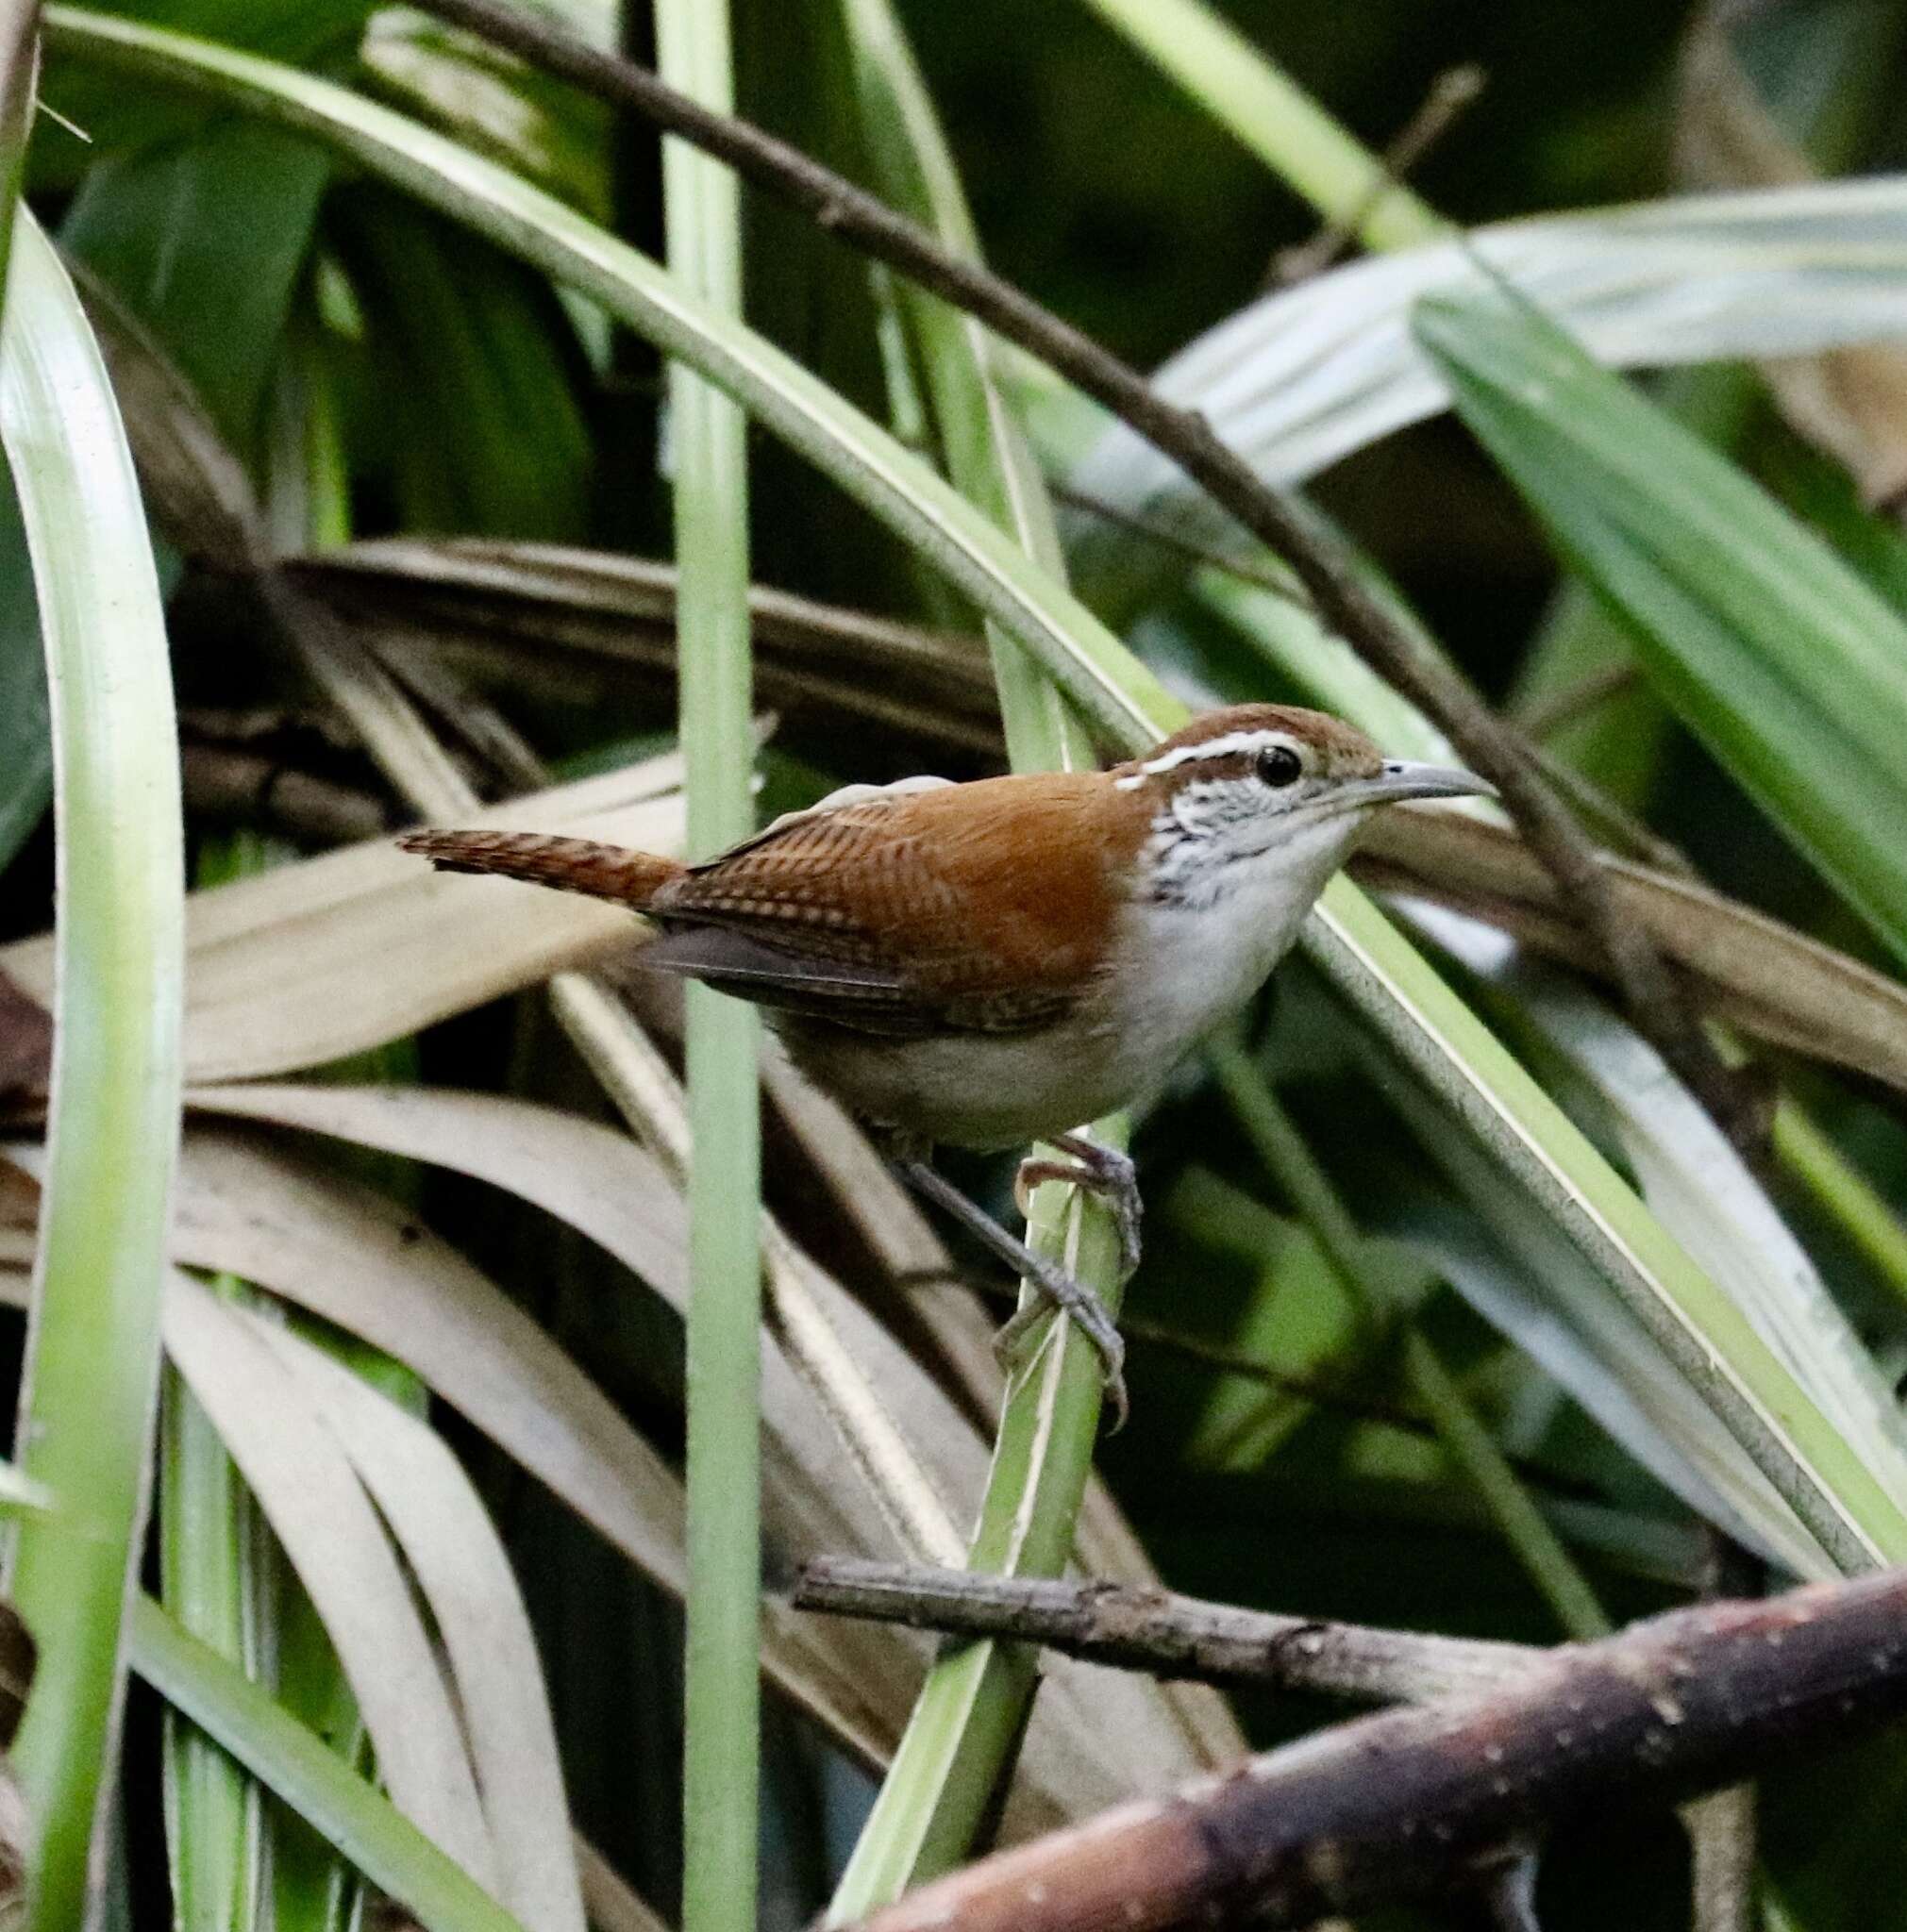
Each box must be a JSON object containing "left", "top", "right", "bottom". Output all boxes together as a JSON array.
[{"left": 644, "top": 772, "right": 1120, "bottom": 1035}]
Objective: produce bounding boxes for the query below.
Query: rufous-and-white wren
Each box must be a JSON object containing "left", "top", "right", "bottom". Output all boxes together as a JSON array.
[{"left": 401, "top": 703, "right": 1491, "bottom": 1423}]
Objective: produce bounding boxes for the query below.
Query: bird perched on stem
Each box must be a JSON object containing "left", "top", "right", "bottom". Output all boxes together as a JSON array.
[{"left": 401, "top": 704, "right": 1491, "bottom": 1424}]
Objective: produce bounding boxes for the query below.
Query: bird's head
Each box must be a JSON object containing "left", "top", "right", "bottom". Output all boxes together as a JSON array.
[{"left": 1112, "top": 704, "right": 1493, "bottom": 910}]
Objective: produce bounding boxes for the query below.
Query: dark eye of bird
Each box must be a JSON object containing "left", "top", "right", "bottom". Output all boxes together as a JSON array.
[{"left": 1255, "top": 745, "right": 1303, "bottom": 789}]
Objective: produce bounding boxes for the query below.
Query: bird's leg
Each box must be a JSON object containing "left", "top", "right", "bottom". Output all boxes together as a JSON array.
[
  {"left": 1012, "top": 1131, "right": 1142, "bottom": 1282},
  {"left": 894, "top": 1157, "right": 1129, "bottom": 1430}
]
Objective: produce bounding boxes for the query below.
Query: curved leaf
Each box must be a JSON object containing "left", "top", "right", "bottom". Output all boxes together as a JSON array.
[
  {"left": 1074, "top": 176, "right": 1907, "bottom": 556},
  {"left": 2, "top": 207, "right": 186, "bottom": 1932},
  {"left": 159, "top": 1267, "right": 497, "bottom": 1883},
  {"left": 1417, "top": 280, "right": 1907, "bottom": 974}
]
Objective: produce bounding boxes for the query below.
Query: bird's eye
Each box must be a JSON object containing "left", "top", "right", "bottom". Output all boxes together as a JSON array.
[{"left": 1255, "top": 745, "right": 1303, "bottom": 789}]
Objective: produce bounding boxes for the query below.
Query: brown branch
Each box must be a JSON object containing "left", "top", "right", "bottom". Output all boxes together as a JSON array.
[
  {"left": 406, "top": 0, "right": 1760, "bottom": 1156},
  {"left": 795, "top": 1557, "right": 1535, "bottom": 1705},
  {"left": 837, "top": 1567, "right": 1907, "bottom": 1932}
]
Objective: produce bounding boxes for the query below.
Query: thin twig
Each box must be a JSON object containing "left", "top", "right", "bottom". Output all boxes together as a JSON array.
[
  {"left": 907, "top": 1260, "right": 1590, "bottom": 1491},
  {"left": 794, "top": 1557, "right": 1537, "bottom": 1704},
  {"left": 837, "top": 1566, "right": 1907, "bottom": 1932},
  {"left": 1046, "top": 482, "right": 1315, "bottom": 613},
  {"left": 1274, "top": 63, "right": 1487, "bottom": 284},
  {"left": 1515, "top": 661, "right": 1642, "bottom": 741},
  {"left": 404, "top": 0, "right": 1760, "bottom": 1154}
]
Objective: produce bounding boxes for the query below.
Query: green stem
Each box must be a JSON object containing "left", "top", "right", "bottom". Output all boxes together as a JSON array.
[
  {"left": 1774, "top": 1101, "right": 1907, "bottom": 1319},
  {"left": 652, "top": 3, "right": 761, "bottom": 1928},
  {"left": 1073, "top": 0, "right": 1444, "bottom": 248},
  {"left": 1211, "top": 1040, "right": 1611, "bottom": 1641},
  {"left": 4, "top": 208, "right": 186, "bottom": 1932},
  {"left": 159, "top": 1331, "right": 260, "bottom": 1932}
]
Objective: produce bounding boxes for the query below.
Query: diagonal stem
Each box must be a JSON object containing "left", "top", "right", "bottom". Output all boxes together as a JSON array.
[{"left": 405, "top": 0, "right": 1757, "bottom": 1155}]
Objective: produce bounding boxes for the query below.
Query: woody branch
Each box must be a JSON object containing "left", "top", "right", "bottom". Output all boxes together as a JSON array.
[{"left": 816, "top": 1566, "right": 1907, "bottom": 1932}]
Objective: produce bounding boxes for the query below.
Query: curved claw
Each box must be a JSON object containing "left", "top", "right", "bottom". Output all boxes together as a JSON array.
[
  {"left": 890, "top": 1150, "right": 1132, "bottom": 1429},
  {"left": 1014, "top": 1139, "right": 1144, "bottom": 1284},
  {"left": 992, "top": 1259, "right": 1130, "bottom": 1433}
]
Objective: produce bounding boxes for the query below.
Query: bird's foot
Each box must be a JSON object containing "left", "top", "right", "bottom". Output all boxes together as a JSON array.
[
  {"left": 992, "top": 1262, "right": 1129, "bottom": 1432},
  {"left": 1013, "top": 1132, "right": 1143, "bottom": 1282},
  {"left": 893, "top": 1152, "right": 1130, "bottom": 1431}
]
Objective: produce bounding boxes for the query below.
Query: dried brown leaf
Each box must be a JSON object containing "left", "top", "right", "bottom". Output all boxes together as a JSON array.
[
  {"left": 181, "top": 1084, "right": 1219, "bottom": 1824},
  {"left": 282, "top": 538, "right": 1002, "bottom": 769},
  {"left": 162, "top": 1266, "right": 498, "bottom": 1881},
  {"left": 162, "top": 1124, "right": 902, "bottom": 1768},
  {"left": 1356, "top": 808, "right": 1907, "bottom": 1093},
  {"left": 0, "top": 759, "right": 685, "bottom": 1083},
  {"left": 254, "top": 1315, "right": 585, "bottom": 1932}
]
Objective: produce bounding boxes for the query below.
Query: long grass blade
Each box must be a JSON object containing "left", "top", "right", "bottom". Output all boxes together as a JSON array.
[
  {"left": 159, "top": 1321, "right": 261, "bottom": 1932},
  {"left": 1, "top": 205, "right": 186, "bottom": 1932},
  {"left": 128, "top": 1598, "right": 526, "bottom": 1932},
  {"left": 652, "top": 4, "right": 761, "bottom": 1925},
  {"left": 1416, "top": 280, "right": 1907, "bottom": 974}
]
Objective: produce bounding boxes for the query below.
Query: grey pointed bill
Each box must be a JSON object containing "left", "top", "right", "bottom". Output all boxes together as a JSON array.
[{"left": 1361, "top": 759, "right": 1497, "bottom": 805}]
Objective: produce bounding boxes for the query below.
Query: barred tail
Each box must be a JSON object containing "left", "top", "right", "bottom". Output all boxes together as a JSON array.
[{"left": 397, "top": 829, "right": 684, "bottom": 910}]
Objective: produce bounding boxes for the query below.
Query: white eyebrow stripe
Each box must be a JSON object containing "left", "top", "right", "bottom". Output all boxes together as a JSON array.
[{"left": 1112, "top": 729, "right": 1306, "bottom": 789}]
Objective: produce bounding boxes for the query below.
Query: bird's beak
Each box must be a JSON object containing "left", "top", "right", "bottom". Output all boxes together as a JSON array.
[{"left": 1358, "top": 760, "right": 1497, "bottom": 807}]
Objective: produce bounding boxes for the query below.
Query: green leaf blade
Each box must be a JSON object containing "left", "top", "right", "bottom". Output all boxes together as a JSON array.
[
  {"left": 1414, "top": 282, "right": 1907, "bottom": 972},
  {"left": 3, "top": 207, "right": 187, "bottom": 1932},
  {"left": 653, "top": 4, "right": 763, "bottom": 1931},
  {"left": 131, "top": 1598, "right": 524, "bottom": 1932}
]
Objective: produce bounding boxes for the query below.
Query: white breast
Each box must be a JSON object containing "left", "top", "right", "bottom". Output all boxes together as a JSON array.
[{"left": 1105, "top": 814, "right": 1362, "bottom": 1092}]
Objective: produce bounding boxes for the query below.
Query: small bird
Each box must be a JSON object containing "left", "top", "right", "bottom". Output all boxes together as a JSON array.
[{"left": 400, "top": 704, "right": 1491, "bottom": 1423}]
